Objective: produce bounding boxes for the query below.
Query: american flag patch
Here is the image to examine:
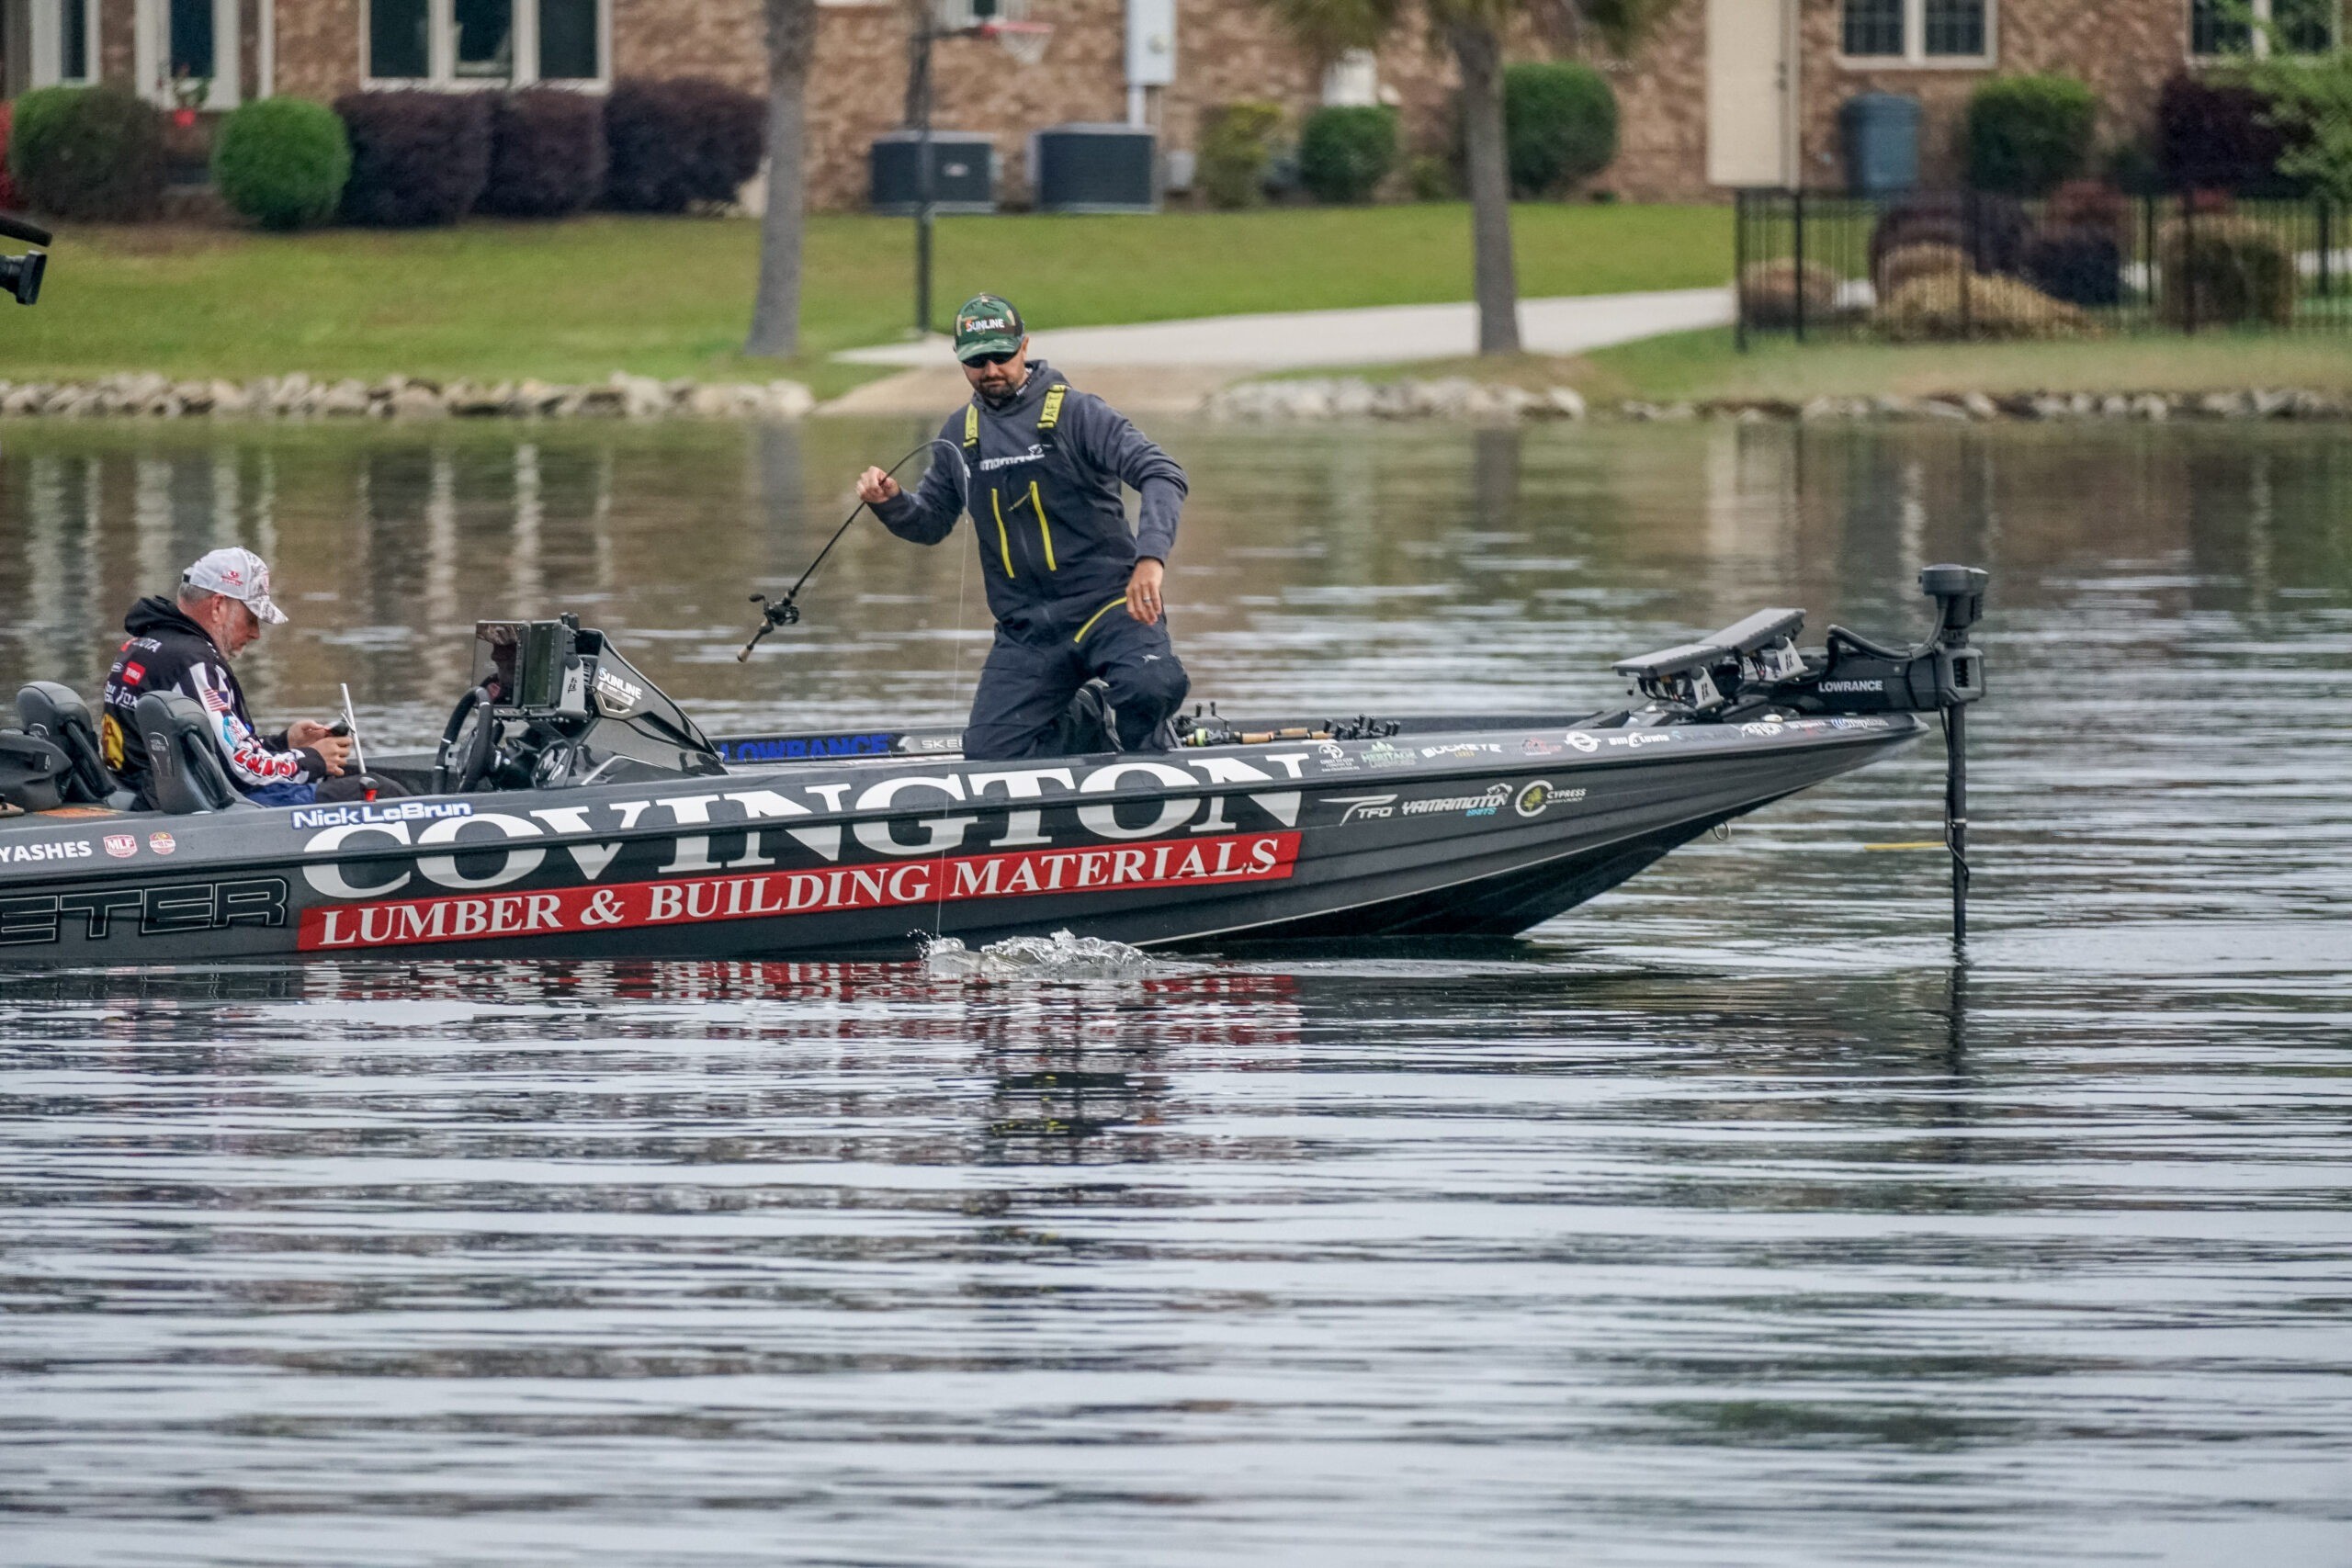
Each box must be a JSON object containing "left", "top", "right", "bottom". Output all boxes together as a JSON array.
[{"left": 201, "top": 687, "right": 232, "bottom": 713}]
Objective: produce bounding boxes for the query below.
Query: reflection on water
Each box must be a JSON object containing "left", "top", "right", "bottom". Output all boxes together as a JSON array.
[{"left": 1, "top": 421, "right": 2349, "bottom": 1565}]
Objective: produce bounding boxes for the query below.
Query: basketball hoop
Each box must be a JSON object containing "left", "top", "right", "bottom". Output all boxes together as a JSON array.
[{"left": 976, "top": 17, "right": 1054, "bottom": 66}]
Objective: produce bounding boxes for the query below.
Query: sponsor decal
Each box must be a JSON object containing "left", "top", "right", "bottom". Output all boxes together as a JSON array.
[
  {"left": 1521, "top": 738, "right": 1565, "bottom": 756},
  {"left": 0, "top": 840, "right": 95, "bottom": 865},
  {"left": 977, "top": 445, "right": 1048, "bottom": 473},
  {"left": 0, "top": 877, "right": 288, "bottom": 947},
  {"left": 1515, "top": 781, "right": 1561, "bottom": 818},
  {"left": 1402, "top": 784, "right": 1510, "bottom": 818},
  {"left": 1421, "top": 742, "right": 1503, "bottom": 760},
  {"left": 1607, "top": 732, "right": 1674, "bottom": 750},
  {"left": 909, "top": 735, "right": 962, "bottom": 754},
  {"left": 594, "top": 668, "right": 645, "bottom": 716},
  {"left": 148, "top": 831, "right": 177, "bottom": 856},
  {"left": 721, "top": 732, "right": 896, "bottom": 764},
  {"left": 1566, "top": 731, "right": 1600, "bottom": 753},
  {"left": 1740, "top": 722, "right": 1785, "bottom": 738},
  {"left": 1827, "top": 716, "right": 1893, "bottom": 731},
  {"left": 1817, "top": 679, "right": 1885, "bottom": 694},
  {"left": 300, "top": 830, "right": 1301, "bottom": 953},
  {"left": 103, "top": 834, "right": 138, "bottom": 860},
  {"left": 1362, "top": 741, "right": 1417, "bottom": 770},
  {"left": 121, "top": 661, "right": 146, "bottom": 686},
  {"left": 292, "top": 801, "right": 474, "bottom": 831},
  {"left": 1324, "top": 794, "right": 1397, "bottom": 824},
  {"left": 1313, "top": 742, "right": 1360, "bottom": 773}
]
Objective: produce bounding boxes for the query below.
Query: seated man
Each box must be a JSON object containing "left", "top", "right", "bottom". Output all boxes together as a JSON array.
[{"left": 100, "top": 547, "right": 353, "bottom": 809}]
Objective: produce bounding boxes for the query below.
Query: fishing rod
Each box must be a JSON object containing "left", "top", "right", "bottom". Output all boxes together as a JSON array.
[{"left": 737, "top": 439, "right": 966, "bottom": 662}]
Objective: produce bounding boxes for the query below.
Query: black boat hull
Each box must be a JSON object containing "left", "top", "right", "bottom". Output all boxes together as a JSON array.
[{"left": 0, "top": 715, "right": 1918, "bottom": 964}]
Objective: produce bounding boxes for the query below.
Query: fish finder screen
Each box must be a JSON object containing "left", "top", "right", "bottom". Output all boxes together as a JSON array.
[{"left": 471, "top": 620, "right": 571, "bottom": 710}]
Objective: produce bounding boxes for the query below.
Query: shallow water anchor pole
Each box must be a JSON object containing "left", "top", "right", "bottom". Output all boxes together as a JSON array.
[
  {"left": 1944, "top": 704, "right": 1968, "bottom": 944},
  {"left": 1918, "top": 564, "right": 1989, "bottom": 948}
]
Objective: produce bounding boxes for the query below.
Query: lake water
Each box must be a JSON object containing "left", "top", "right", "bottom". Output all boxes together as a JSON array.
[{"left": 1, "top": 419, "right": 2347, "bottom": 1566}]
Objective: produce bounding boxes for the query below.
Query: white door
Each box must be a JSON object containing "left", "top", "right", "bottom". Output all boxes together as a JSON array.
[{"left": 1706, "top": 0, "right": 1794, "bottom": 188}]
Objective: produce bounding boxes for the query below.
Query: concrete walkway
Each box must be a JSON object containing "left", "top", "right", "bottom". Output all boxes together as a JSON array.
[{"left": 821, "top": 286, "right": 1732, "bottom": 415}]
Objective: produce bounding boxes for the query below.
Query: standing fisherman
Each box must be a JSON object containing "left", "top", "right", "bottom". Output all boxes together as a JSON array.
[{"left": 855, "top": 294, "right": 1190, "bottom": 761}]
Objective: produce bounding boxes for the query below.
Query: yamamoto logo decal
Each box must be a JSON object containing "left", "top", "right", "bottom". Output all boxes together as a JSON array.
[
  {"left": 1325, "top": 794, "right": 1397, "bottom": 823},
  {"left": 292, "top": 801, "right": 475, "bottom": 831},
  {"left": 0, "top": 840, "right": 94, "bottom": 865},
  {"left": 1566, "top": 731, "right": 1600, "bottom": 753},
  {"left": 301, "top": 832, "right": 1302, "bottom": 952},
  {"left": 1401, "top": 784, "right": 1510, "bottom": 818},
  {"left": 103, "top": 835, "right": 138, "bottom": 859}
]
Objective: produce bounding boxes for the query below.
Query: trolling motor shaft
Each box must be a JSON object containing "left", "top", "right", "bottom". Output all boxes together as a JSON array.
[{"left": 1918, "top": 564, "right": 1988, "bottom": 944}]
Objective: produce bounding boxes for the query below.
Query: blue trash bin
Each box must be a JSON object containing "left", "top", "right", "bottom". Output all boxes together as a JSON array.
[{"left": 1840, "top": 94, "right": 1921, "bottom": 197}]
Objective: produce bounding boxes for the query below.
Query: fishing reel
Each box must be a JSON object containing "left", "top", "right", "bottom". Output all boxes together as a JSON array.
[
  {"left": 0, "top": 212, "right": 51, "bottom": 307},
  {"left": 735, "top": 593, "right": 803, "bottom": 663}
]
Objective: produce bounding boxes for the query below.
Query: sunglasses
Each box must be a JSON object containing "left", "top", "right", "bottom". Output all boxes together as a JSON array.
[{"left": 966, "top": 350, "right": 1019, "bottom": 367}]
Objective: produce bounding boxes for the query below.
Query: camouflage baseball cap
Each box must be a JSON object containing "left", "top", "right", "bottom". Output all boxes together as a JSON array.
[{"left": 953, "top": 294, "right": 1024, "bottom": 362}]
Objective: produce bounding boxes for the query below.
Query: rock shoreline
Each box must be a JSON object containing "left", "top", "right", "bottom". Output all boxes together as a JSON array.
[
  {"left": 0, "top": 372, "right": 817, "bottom": 422},
  {"left": 1200, "top": 378, "right": 2352, "bottom": 423}
]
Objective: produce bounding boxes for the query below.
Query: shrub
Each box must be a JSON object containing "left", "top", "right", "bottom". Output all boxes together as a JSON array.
[
  {"left": 334, "top": 90, "right": 490, "bottom": 226},
  {"left": 1297, "top": 106, "right": 1397, "bottom": 203},
  {"left": 482, "top": 88, "right": 607, "bottom": 219},
  {"left": 1869, "top": 190, "right": 2030, "bottom": 279},
  {"left": 1740, "top": 259, "right": 1841, "bottom": 327},
  {"left": 2046, "top": 178, "right": 2128, "bottom": 238},
  {"left": 1875, "top": 241, "right": 1969, "bottom": 297},
  {"left": 1198, "top": 101, "right": 1282, "bottom": 209},
  {"left": 1503, "top": 62, "right": 1618, "bottom": 196},
  {"left": 2157, "top": 214, "right": 2298, "bottom": 327},
  {"left": 603, "top": 77, "right": 765, "bottom": 213},
  {"left": 1407, "top": 152, "right": 1457, "bottom": 202},
  {"left": 1873, "top": 272, "right": 2094, "bottom": 341},
  {"left": 2156, "top": 72, "right": 2302, "bottom": 195},
  {"left": 2022, "top": 227, "right": 2123, "bottom": 307},
  {"left": 1965, "top": 73, "right": 2098, "bottom": 196},
  {"left": 210, "top": 97, "right": 349, "bottom": 231},
  {"left": 7, "top": 85, "right": 164, "bottom": 221}
]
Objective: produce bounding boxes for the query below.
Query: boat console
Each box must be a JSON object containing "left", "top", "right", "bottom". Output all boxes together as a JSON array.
[{"left": 434, "top": 616, "right": 726, "bottom": 793}]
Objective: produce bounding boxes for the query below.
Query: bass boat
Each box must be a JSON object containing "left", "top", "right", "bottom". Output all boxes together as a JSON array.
[{"left": 0, "top": 567, "right": 1986, "bottom": 964}]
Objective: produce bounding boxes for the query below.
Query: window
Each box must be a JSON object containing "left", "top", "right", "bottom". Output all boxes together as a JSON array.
[
  {"left": 168, "top": 0, "right": 215, "bottom": 84},
  {"left": 1841, "top": 0, "right": 1995, "bottom": 62},
  {"left": 61, "top": 0, "right": 92, "bottom": 81},
  {"left": 371, "top": 0, "right": 430, "bottom": 78},
  {"left": 2193, "top": 0, "right": 2338, "bottom": 56},
  {"left": 537, "top": 0, "right": 600, "bottom": 81},
  {"left": 365, "top": 0, "right": 606, "bottom": 85}
]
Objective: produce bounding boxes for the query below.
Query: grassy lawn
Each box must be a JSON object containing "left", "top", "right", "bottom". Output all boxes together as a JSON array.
[
  {"left": 0, "top": 205, "right": 1729, "bottom": 393},
  {"left": 1304, "top": 326, "right": 2352, "bottom": 403}
]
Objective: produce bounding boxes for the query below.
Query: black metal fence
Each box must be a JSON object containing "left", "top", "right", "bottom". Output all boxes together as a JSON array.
[{"left": 1734, "top": 187, "right": 2349, "bottom": 349}]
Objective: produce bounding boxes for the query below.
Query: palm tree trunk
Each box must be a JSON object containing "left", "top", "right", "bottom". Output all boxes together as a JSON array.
[
  {"left": 745, "top": 0, "right": 818, "bottom": 358},
  {"left": 1451, "top": 22, "right": 1521, "bottom": 355}
]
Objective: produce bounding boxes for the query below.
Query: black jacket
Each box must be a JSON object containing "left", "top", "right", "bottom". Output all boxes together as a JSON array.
[
  {"left": 100, "top": 596, "right": 326, "bottom": 807},
  {"left": 873, "top": 361, "right": 1187, "bottom": 635}
]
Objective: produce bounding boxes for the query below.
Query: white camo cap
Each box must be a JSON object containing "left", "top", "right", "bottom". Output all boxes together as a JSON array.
[{"left": 183, "top": 547, "right": 288, "bottom": 626}]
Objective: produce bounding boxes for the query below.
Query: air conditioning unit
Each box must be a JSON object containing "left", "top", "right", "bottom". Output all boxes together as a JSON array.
[
  {"left": 1029, "top": 124, "right": 1158, "bottom": 214},
  {"left": 870, "top": 131, "right": 998, "bottom": 215}
]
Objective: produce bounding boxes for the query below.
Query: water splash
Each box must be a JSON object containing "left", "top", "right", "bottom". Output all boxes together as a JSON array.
[{"left": 921, "top": 929, "right": 1150, "bottom": 981}]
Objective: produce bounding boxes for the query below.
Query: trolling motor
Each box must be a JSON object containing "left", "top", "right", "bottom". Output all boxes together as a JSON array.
[
  {"left": 1614, "top": 566, "right": 1989, "bottom": 943},
  {"left": 0, "top": 211, "right": 51, "bottom": 307}
]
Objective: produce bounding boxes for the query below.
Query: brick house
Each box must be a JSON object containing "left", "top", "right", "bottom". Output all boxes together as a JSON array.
[{"left": 0, "top": 0, "right": 2340, "bottom": 208}]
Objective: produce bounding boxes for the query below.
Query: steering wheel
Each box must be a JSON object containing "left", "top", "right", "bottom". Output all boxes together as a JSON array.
[{"left": 431, "top": 686, "right": 503, "bottom": 794}]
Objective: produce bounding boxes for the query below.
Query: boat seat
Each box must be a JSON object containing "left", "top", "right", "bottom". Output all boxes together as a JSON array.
[
  {"left": 0, "top": 728, "right": 72, "bottom": 813},
  {"left": 17, "top": 682, "right": 127, "bottom": 807},
  {"left": 132, "top": 692, "right": 254, "bottom": 814}
]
